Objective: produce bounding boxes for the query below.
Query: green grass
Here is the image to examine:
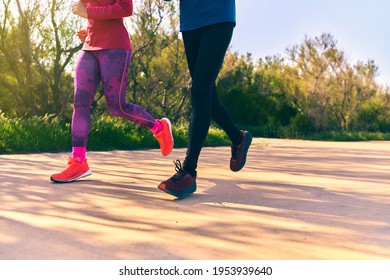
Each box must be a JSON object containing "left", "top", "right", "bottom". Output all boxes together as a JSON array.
[
  {"left": 0, "top": 114, "right": 230, "bottom": 154},
  {"left": 303, "top": 131, "right": 390, "bottom": 141},
  {"left": 241, "top": 124, "right": 390, "bottom": 141},
  {"left": 0, "top": 114, "right": 70, "bottom": 154},
  {"left": 0, "top": 114, "right": 388, "bottom": 154}
]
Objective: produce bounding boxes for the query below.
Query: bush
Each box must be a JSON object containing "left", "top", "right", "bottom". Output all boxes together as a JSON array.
[
  {"left": 0, "top": 113, "right": 70, "bottom": 153},
  {"left": 1, "top": 113, "right": 388, "bottom": 155},
  {"left": 0, "top": 114, "right": 231, "bottom": 154}
]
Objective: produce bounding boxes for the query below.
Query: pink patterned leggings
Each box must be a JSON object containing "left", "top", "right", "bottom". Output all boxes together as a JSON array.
[{"left": 72, "top": 49, "right": 155, "bottom": 147}]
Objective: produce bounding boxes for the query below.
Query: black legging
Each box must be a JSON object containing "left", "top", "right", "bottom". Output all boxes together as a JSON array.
[{"left": 182, "top": 22, "right": 242, "bottom": 172}]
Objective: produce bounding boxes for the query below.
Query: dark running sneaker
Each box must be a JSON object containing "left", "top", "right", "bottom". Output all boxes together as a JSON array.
[
  {"left": 158, "top": 160, "right": 197, "bottom": 199},
  {"left": 230, "top": 130, "right": 252, "bottom": 172}
]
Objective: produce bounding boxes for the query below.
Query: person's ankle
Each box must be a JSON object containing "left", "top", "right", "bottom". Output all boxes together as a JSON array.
[
  {"left": 184, "top": 167, "right": 197, "bottom": 178},
  {"left": 150, "top": 119, "right": 163, "bottom": 135}
]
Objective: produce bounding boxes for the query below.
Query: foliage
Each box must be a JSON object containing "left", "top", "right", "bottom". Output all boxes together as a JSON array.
[
  {"left": 0, "top": 0, "right": 388, "bottom": 151},
  {"left": 0, "top": 0, "right": 82, "bottom": 117},
  {"left": 218, "top": 34, "right": 388, "bottom": 135},
  {"left": 286, "top": 33, "right": 379, "bottom": 131},
  {"left": 304, "top": 131, "right": 390, "bottom": 141},
  {"left": 219, "top": 53, "right": 298, "bottom": 129},
  {"left": 352, "top": 91, "right": 390, "bottom": 132},
  {"left": 128, "top": 0, "right": 191, "bottom": 123},
  {"left": 0, "top": 113, "right": 230, "bottom": 154},
  {"left": 0, "top": 113, "right": 70, "bottom": 153}
]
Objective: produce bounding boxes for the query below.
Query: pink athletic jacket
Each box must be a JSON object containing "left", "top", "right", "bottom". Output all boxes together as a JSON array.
[{"left": 80, "top": 0, "right": 133, "bottom": 50}]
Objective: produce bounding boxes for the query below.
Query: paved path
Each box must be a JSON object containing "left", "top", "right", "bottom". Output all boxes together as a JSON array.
[{"left": 0, "top": 138, "right": 389, "bottom": 259}]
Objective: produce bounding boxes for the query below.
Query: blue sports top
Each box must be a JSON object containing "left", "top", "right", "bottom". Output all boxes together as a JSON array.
[{"left": 179, "top": 0, "right": 236, "bottom": 31}]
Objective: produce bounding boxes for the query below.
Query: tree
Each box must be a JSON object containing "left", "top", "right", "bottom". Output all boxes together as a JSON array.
[
  {"left": 0, "top": 0, "right": 83, "bottom": 117},
  {"left": 0, "top": 0, "right": 39, "bottom": 115},
  {"left": 330, "top": 60, "right": 378, "bottom": 130},
  {"left": 125, "top": 0, "right": 190, "bottom": 123},
  {"left": 34, "top": 0, "right": 84, "bottom": 116},
  {"left": 218, "top": 53, "right": 297, "bottom": 128},
  {"left": 354, "top": 86, "right": 390, "bottom": 132},
  {"left": 287, "top": 33, "right": 379, "bottom": 131}
]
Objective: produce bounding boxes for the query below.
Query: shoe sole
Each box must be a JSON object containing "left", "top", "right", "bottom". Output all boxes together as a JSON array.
[
  {"left": 231, "top": 132, "right": 252, "bottom": 172},
  {"left": 158, "top": 182, "right": 196, "bottom": 199},
  {"left": 50, "top": 169, "right": 92, "bottom": 183},
  {"left": 160, "top": 117, "right": 174, "bottom": 156}
]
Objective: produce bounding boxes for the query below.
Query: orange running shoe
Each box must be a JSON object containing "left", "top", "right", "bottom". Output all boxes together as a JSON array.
[
  {"left": 154, "top": 118, "right": 174, "bottom": 156},
  {"left": 50, "top": 157, "right": 92, "bottom": 183}
]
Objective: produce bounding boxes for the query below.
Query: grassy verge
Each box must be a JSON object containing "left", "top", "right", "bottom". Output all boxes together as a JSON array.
[
  {"left": 1, "top": 114, "right": 389, "bottom": 154},
  {"left": 0, "top": 114, "right": 230, "bottom": 154},
  {"left": 241, "top": 125, "right": 390, "bottom": 141},
  {"left": 302, "top": 131, "right": 390, "bottom": 141}
]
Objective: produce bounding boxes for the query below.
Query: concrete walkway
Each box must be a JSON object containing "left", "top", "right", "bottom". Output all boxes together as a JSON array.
[{"left": 0, "top": 138, "right": 389, "bottom": 260}]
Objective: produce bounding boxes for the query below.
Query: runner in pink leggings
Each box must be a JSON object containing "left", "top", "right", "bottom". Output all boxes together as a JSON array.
[{"left": 51, "top": 0, "right": 173, "bottom": 183}]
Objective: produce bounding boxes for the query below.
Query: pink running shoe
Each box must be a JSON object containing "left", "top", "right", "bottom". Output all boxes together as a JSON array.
[
  {"left": 50, "top": 157, "right": 92, "bottom": 183},
  {"left": 154, "top": 118, "right": 174, "bottom": 156}
]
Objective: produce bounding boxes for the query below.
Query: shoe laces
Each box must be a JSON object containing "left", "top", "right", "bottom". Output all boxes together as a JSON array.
[
  {"left": 67, "top": 157, "right": 77, "bottom": 165},
  {"left": 170, "top": 160, "right": 188, "bottom": 184},
  {"left": 67, "top": 157, "right": 84, "bottom": 165}
]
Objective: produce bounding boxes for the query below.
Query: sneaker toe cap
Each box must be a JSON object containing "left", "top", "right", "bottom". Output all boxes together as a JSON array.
[{"left": 158, "top": 182, "right": 167, "bottom": 191}]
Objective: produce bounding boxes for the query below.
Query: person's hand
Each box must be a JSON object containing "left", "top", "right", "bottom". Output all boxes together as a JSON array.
[
  {"left": 72, "top": 1, "right": 88, "bottom": 18},
  {"left": 77, "top": 29, "right": 87, "bottom": 43}
]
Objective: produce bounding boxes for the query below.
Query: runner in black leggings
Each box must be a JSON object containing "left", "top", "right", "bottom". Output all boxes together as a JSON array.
[{"left": 158, "top": 0, "right": 252, "bottom": 199}]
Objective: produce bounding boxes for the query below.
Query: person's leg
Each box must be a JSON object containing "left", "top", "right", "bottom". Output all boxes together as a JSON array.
[
  {"left": 51, "top": 51, "right": 99, "bottom": 182},
  {"left": 182, "top": 25, "right": 241, "bottom": 146},
  {"left": 185, "top": 24, "right": 251, "bottom": 173},
  {"left": 98, "top": 49, "right": 173, "bottom": 156},
  {"left": 159, "top": 23, "right": 253, "bottom": 197},
  {"left": 158, "top": 23, "right": 236, "bottom": 198},
  {"left": 71, "top": 51, "right": 101, "bottom": 157},
  {"left": 98, "top": 50, "right": 155, "bottom": 127},
  {"left": 210, "top": 84, "right": 242, "bottom": 145},
  {"left": 182, "top": 22, "right": 237, "bottom": 173},
  {"left": 210, "top": 83, "right": 253, "bottom": 172}
]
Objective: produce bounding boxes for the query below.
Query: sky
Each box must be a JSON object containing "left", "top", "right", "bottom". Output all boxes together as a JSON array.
[{"left": 230, "top": 0, "right": 390, "bottom": 87}]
